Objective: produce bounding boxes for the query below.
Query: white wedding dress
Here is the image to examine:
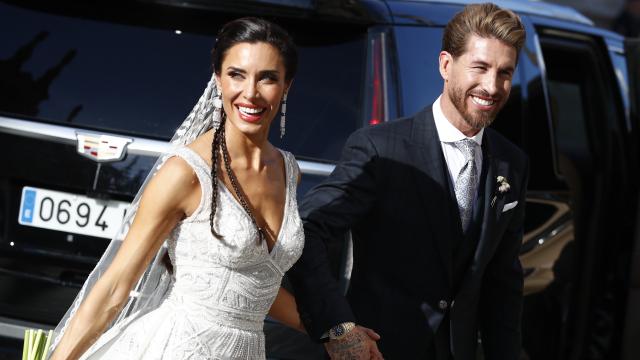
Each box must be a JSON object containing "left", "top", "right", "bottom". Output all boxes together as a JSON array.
[{"left": 80, "top": 146, "right": 305, "bottom": 360}]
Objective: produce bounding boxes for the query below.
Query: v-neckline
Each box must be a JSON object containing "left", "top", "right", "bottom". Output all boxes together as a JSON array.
[{"left": 181, "top": 146, "right": 290, "bottom": 257}]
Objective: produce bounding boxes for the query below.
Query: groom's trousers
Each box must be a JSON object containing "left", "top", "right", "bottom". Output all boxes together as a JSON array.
[{"left": 427, "top": 312, "right": 454, "bottom": 360}]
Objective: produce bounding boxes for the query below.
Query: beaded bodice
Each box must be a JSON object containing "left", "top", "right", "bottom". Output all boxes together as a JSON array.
[
  {"left": 165, "top": 146, "right": 304, "bottom": 330},
  {"left": 80, "top": 146, "right": 304, "bottom": 359}
]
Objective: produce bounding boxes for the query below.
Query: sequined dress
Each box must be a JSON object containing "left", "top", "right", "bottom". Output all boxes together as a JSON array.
[{"left": 80, "top": 146, "right": 305, "bottom": 360}]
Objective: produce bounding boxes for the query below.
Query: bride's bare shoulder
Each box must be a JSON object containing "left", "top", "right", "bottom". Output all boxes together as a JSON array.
[
  {"left": 153, "top": 156, "right": 199, "bottom": 194},
  {"left": 185, "top": 130, "right": 214, "bottom": 168},
  {"left": 142, "top": 154, "right": 202, "bottom": 216},
  {"left": 153, "top": 128, "right": 215, "bottom": 194}
]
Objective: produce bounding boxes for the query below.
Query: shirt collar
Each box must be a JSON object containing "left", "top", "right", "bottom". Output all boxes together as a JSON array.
[{"left": 432, "top": 95, "right": 484, "bottom": 146}]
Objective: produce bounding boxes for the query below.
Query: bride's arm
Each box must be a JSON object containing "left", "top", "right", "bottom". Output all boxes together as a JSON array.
[
  {"left": 50, "top": 157, "right": 199, "bottom": 360},
  {"left": 268, "top": 287, "right": 306, "bottom": 333}
]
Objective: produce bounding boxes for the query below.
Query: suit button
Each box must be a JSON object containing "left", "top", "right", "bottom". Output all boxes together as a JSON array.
[{"left": 438, "top": 300, "right": 448, "bottom": 310}]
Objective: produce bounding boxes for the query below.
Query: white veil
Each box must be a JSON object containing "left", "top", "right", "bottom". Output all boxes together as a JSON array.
[{"left": 47, "top": 73, "right": 222, "bottom": 356}]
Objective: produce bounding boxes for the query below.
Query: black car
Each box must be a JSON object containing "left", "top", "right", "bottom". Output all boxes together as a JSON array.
[{"left": 0, "top": 0, "right": 638, "bottom": 359}]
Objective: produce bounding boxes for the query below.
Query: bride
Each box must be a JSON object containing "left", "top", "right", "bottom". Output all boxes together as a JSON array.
[{"left": 49, "top": 17, "right": 306, "bottom": 359}]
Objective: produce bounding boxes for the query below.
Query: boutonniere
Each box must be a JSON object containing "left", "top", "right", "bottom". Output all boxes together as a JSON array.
[{"left": 491, "top": 176, "right": 511, "bottom": 207}]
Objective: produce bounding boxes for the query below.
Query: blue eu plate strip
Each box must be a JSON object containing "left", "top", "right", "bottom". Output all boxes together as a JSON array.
[{"left": 21, "top": 189, "right": 36, "bottom": 224}]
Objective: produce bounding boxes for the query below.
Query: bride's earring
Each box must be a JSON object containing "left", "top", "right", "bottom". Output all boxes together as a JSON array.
[
  {"left": 213, "top": 87, "right": 223, "bottom": 109},
  {"left": 211, "top": 88, "right": 223, "bottom": 129},
  {"left": 280, "top": 93, "right": 287, "bottom": 139}
]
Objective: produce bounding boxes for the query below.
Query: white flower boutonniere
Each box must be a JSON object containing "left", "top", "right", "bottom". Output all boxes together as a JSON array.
[{"left": 491, "top": 176, "right": 511, "bottom": 207}]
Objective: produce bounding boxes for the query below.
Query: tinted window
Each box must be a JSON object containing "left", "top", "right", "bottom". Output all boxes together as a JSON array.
[
  {"left": 547, "top": 80, "right": 590, "bottom": 158},
  {"left": 540, "top": 36, "right": 615, "bottom": 173},
  {"left": 393, "top": 26, "right": 443, "bottom": 116},
  {"left": 0, "top": 2, "right": 212, "bottom": 138},
  {"left": 270, "top": 35, "right": 365, "bottom": 161},
  {"left": 0, "top": 1, "right": 365, "bottom": 161}
]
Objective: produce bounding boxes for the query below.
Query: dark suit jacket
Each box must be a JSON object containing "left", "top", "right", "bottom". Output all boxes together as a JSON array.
[{"left": 288, "top": 106, "right": 529, "bottom": 359}]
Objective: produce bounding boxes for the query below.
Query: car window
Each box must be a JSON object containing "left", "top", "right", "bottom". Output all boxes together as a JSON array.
[
  {"left": 393, "top": 26, "right": 443, "bottom": 116},
  {"left": 0, "top": 1, "right": 365, "bottom": 161},
  {"left": 539, "top": 34, "right": 621, "bottom": 175}
]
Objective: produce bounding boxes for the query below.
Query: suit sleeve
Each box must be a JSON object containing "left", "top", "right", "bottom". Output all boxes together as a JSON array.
[
  {"left": 287, "top": 128, "right": 379, "bottom": 340},
  {"left": 480, "top": 157, "right": 529, "bottom": 359}
]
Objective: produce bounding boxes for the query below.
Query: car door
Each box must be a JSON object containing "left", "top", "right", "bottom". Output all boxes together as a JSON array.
[
  {"left": 519, "top": 22, "right": 638, "bottom": 360},
  {"left": 622, "top": 37, "right": 640, "bottom": 360}
]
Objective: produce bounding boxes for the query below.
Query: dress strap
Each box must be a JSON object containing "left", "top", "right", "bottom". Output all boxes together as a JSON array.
[
  {"left": 279, "top": 149, "right": 299, "bottom": 189},
  {"left": 169, "top": 146, "right": 213, "bottom": 220},
  {"left": 171, "top": 147, "right": 212, "bottom": 179},
  {"left": 278, "top": 150, "right": 299, "bottom": 208}
]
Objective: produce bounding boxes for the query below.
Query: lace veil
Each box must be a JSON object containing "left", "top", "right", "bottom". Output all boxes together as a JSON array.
[{"left": 48, "top": 73, "right": 222, "bottom": 355}]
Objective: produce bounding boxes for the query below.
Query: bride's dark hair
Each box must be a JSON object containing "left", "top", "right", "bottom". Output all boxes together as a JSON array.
[
  {"left": 209, "top": 18, "right": 297, "bottom": 241},
  {"left": 213, "top": 17, "right": 298, "bottom": 82}
]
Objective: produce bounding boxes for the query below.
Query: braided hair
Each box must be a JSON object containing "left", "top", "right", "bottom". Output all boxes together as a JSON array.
[
  {"left": 208, "top": 114, "right": 225, "bottom": 239},
  {"left": 209, "top": 114, "right": 270, "bottom": 244}
]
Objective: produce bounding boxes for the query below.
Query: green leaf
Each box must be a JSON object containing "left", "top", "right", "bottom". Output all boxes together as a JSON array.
[
  {"left": 22, "top": 330, "right": 29, "bottom": 360},
  {"left": 42, "top": 330, "right": 53, "bottom": 360}
]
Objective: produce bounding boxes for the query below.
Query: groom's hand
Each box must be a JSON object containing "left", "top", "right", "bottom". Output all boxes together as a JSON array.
[{"left": 324, "top": 326, "right": 383, "bottom": 360}]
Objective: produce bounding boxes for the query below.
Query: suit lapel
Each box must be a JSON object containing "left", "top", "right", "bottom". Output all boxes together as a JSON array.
[
  {"left": 473, "top": 132, "right": 510, "bottom": 265},
  {"left": 408, "top": 107, "right": 455, "bottom": 286}
]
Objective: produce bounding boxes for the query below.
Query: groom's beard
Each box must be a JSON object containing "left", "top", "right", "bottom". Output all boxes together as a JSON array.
[{"left": 447, "top": 85, "right": 505, "bottom": 130}]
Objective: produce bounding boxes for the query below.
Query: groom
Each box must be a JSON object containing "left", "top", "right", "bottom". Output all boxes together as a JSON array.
[{"left": 288, "top": 3, "right": 528, "bottom": 359}]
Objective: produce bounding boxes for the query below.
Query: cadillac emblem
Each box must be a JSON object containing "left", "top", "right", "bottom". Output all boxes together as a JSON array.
[{"left": 76, "top": 132, "right": 133, "bottom": 162}]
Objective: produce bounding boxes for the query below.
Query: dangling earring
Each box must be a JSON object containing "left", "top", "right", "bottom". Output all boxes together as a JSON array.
[
  {"left": 280, "top": 93, "right": 287, "bottom": 139},
  {"left": 211, "top": 88, "right": 223, "bottom": 129},
  {"left": 213, "top": 87, "right": 223, "bottom": 109}
]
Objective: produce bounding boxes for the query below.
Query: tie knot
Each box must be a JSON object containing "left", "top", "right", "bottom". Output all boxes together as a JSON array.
[{"left": 455, "top": 139, "right": 476, "bottom": 161}]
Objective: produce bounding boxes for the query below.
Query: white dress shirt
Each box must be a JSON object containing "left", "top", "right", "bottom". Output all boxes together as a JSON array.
[{"left": 432, "top": 96, "right": 484, "bottom": 195}]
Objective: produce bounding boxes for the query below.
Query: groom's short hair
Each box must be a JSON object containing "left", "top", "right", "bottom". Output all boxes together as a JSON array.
[{"left": 442, "top": 3, "right": 526, "bottom": 58}]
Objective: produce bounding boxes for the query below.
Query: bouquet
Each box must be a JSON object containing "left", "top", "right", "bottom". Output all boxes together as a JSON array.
[{"left": 22, "top": 329, "right": 53, "bottom": 360}]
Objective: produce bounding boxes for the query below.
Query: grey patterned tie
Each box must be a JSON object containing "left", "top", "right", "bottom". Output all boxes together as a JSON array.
[{"left": 454, "top": 139, "right": 478, "bottom": 232}]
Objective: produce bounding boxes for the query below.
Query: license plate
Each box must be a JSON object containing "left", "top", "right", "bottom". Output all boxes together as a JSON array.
[{"left": 18, "top": 186, "right": 130, "bottom": 239}]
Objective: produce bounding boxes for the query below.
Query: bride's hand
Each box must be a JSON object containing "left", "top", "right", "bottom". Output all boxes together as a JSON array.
[{"left": 324, "top": 325, "right": 383, "bottom": 360}]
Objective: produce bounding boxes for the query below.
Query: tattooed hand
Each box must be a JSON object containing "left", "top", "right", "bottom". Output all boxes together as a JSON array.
[{"left": 324, "top": 326, "right": 383, "bottom": 360}]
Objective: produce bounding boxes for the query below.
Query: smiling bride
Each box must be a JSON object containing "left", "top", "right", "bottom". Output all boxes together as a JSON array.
[{"left": 48, "top": 17, "right": 306, "bottom": 360}]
